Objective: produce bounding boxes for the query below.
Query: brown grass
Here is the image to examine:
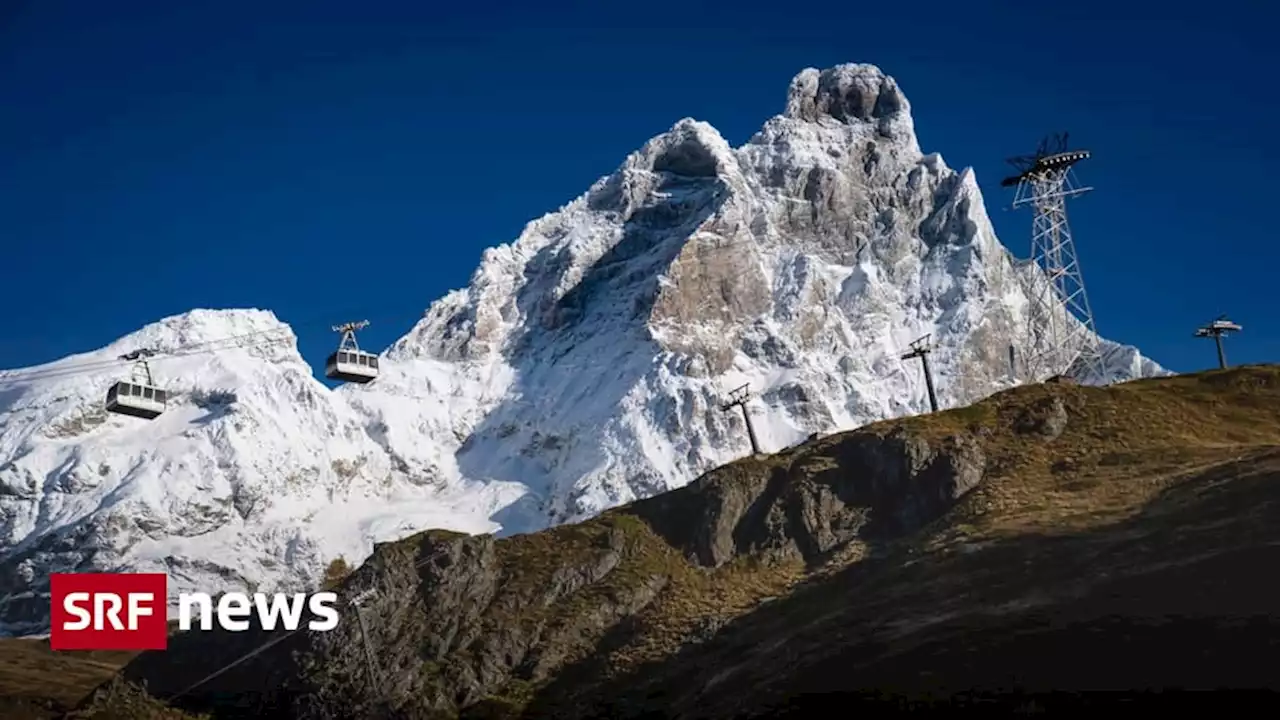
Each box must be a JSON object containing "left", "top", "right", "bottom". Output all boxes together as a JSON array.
[
  {"left": 319, "top": 557, "right": 352, "bottom": 591},
  {"left": 532, "top": 366, "right": 1280, "bottom": 717},
  {"left": 0, "top": 639, "right": 138, "bottom": 719}
]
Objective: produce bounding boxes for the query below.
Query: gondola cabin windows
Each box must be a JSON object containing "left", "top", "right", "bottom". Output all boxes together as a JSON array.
[
  {"left": 325, "top": 350, "right": 378, "bottom": 383},
  {"left": 106, "top": 380, "right": 167, "bottom": 420},
  {"left": 105, "top": 349, "right": 167, "bottom": 420},
  {"left": 325, "top": 320, "right": 379, "bottom": 384}
]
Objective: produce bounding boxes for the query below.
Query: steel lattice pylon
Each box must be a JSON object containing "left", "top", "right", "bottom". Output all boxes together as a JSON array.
[{"left": 1002, "top": 133, "right": 1105, "bottom": 383}]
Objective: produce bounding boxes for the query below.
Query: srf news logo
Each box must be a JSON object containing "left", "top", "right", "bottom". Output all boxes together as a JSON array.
[{"left": 49, "top": 573, "right": 339, "bottom": 651}]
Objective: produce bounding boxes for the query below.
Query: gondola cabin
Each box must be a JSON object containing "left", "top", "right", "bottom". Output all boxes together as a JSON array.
[
  {"left": 105, "top": 381, "right": 167, "bottom": 420},
  {"left": 325, "top": 350, "right": 379, "bottom": 384}
]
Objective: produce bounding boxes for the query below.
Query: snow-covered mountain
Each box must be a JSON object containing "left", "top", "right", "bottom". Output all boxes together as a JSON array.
[{"left": 0, "top": 64, "right": 1164, "bottom": 633}]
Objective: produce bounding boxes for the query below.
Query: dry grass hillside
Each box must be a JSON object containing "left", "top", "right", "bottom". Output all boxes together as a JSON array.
[{"left": 4, "top": 365, "right": 1279, "bottom": 718}]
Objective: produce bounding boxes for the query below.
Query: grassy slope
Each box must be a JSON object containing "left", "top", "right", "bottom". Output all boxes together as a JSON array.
[
  {"left": 552, "top": 366, "right": 1280, "bottom": 712},
  {"left": 521, "top": 366, "right": 1280, "bottom": 716},
  {"left": 0, "top": 641, "right": 136, "bottom": 718},
  {"left": 3, "top": 365, "right": 1278, "bottom": 717}
]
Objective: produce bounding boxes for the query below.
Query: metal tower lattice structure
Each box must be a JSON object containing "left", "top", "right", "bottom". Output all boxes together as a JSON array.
[
  {"left": 332, "top": 320, "right": 370, "bottom": 352},
  {"left": 1001, "top": 133, "right": 1105, "bottom": 383},
  {"left": 720, "top": 383, "right": 761, "bottom": 456},
  {"left": 1194, "top": 315, "right": 1242, "bottom": 369},
  {"left": 900, "top": 334, "right": 940, "bottom": 413}
]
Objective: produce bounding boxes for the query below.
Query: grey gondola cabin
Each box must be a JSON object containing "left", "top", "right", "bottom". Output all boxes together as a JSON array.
[
  {"left": 326, "top": 320, "right": 379, "bottom": 383},
  {"left": 106, "top": 381, "right": 167, "bottom": 420},
  {"left": 325, "top": 350, "right": 379, "bottom": 383}
]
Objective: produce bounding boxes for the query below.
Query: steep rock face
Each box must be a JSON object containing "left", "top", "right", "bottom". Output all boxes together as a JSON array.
[
  {"left": 384, "top": 63, "right": 1162, "bottom": 534},
  {"left": 0, "top": 63, "right": 1165, "bottom": 632},
  {"left": 637, "top": 428, "right": 986, "bottom": 568}
]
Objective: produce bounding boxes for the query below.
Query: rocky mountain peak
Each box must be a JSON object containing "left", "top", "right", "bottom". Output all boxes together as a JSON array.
[
  {"left": 628, "top": 118, "right": 736, "bottom": 180},
  {"left": 784, "top": 64, "right": 911, "bottom": 125},
  {"left": 0, "top": 63, "right": 1167, "bottom": 635}
]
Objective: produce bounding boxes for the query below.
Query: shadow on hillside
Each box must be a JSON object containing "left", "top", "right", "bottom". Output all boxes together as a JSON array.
[
  {"left": 115, "top": 604, "right": 315, "bottom": 717},
  {"left": 188, "top": 406, "right": 233, "bottom": 425},
  {"left": 523, "top": 448, "right": 1280, "bottom": 717}
]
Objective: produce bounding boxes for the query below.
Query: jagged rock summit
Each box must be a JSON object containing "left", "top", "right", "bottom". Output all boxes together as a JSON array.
[{"left": 0, "top": 63, "right": 1165, "bottom": 633}]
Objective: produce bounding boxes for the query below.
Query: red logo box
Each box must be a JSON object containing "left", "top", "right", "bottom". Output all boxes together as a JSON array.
[{"left": 49, "top": 573, "right": 168, "bottom": 651}]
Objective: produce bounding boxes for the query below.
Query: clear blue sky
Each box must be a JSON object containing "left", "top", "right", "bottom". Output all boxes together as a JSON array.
[{"left": 2, "top": 1, "right": 1275, "bottom": 379}]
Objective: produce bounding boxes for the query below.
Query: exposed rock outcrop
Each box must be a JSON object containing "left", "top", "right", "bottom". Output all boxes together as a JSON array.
[{"left": 113, "top": 413, "right": 994, "bottom": 719}]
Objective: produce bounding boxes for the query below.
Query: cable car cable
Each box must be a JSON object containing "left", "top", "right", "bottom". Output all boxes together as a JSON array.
[
  {"left": 0, "top": 302, "right": 408, "bottom": 385},
  {"left": 164, "top": 544, "right": 468, "bottom": 704},
  {"left": 0, "top": 328, "right": 297, "bottom": 386}
]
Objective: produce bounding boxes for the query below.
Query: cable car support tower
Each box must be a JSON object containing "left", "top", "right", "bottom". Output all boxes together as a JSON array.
[
  {"left": 1194, "top": 315, "right": 1243, "bottom": 369},
  {"left": 1001, "top": 133, "right": 1105, "bottom": 383},
  {"left": 901, "top": 334, "right": 940, "bottom": 413},
  {"left": 720, "top": 384, "right": 761, "bottom": 456}
]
